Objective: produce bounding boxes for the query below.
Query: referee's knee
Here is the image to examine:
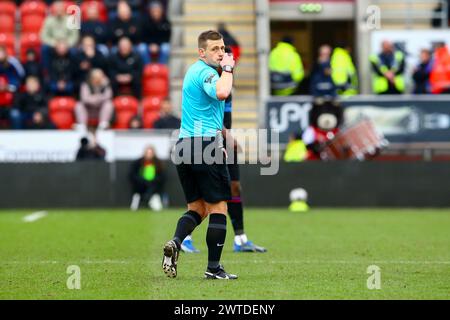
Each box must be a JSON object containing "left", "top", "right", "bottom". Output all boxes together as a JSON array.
[
  {"left": 187, "top": 200, "right": 207, "bottom": 219},
  {"left": 205, "top": 201, "right": 227, "bottom": 216}
]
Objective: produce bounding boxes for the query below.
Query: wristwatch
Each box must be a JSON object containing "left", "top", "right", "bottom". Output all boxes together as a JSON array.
[{"left": 222, "top": 65, "right": 233, "bottom": 73}]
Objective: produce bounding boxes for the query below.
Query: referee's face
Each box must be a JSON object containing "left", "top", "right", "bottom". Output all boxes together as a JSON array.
[{"left": 199, "top": 39, "right": 225, "bottom": 68}]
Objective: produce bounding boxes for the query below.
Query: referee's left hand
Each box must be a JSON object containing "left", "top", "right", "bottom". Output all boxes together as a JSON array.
[{"left": 220, "top": 53, "right": 235, "bottom": 69}]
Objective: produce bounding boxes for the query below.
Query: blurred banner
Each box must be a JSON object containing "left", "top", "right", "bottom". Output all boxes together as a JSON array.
[
  {"left": 0, "top": 130, "right": 173, "bottom": 163},
  {"left": 267, "top": 95, "right": 450, "bottom": 143}
]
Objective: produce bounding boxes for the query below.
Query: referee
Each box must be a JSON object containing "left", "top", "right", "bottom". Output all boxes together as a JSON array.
[{"left": 162, "top": 30, "right": 237, "bottom": 280}]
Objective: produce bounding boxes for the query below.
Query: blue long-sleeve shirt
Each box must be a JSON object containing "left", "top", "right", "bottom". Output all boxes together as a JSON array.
[{"left": 0, "top": 57, "right": 25, "bottom": 91}]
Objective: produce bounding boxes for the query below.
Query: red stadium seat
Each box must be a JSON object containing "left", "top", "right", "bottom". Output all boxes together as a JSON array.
[
  {"left": 20, "top": 1, "right": 48, "bottom": 19},
  {"left": 0, "top": 75, "right": 13, "bottom": 107},
  {"left": 0, "top": 2, "right": 17, "bottom": 18},
  {"left": 142, "top": 64, "right": 169, "bottom": 98},
  {"left": 113, "top": 95, "right": 139, "bottom": 129},
  {"left": 143, "top": 63, "right": 169, "bottom": 78},
  {"left": 142, "top": 110, "right": 160, "bottom": 129},
  {"left": 81, "top": 1, "right": 108, "bottom": 23},
  {"left": 20, "top": 33, "right": 41, "bottom": 62},
  {"left": 142, "top": 97, "right": 162, "bottom": 128},
  {"left": 0, "top": 14, "right": 15, "bottom": 33},
  {"left": 143, "top": 78, "right": 169, "bottom": 98},
  {"left": 0, "top": 33, "right": 16, "bottom": 56},
  {"left": 21, "top": 14, "right": 46, "bottom": 33},
  {"left": 142, "top": 96, "right": 162, "bottom": 112},
  {"left": 49, "top": 97, "right": 76, "bottom": 130},
  {"left": 0, "top": 91, "right": 13, "bottom": 107}
]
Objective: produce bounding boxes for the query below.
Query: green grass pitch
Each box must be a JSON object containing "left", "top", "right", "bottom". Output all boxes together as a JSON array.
[{"left": 0, "top": 208, "right": 449, "bottom": 300}]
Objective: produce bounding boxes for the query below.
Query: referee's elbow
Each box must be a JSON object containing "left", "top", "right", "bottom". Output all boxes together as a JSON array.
[{"left": 216, "top": 90, "right": 230, "bottom": 101}]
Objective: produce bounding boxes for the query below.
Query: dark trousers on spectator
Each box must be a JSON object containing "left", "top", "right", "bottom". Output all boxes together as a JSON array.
[
  {"left": 9, "top": 109, "right": 34, "bottom": 129},
  {"left": 112, "top": 80, "right": 141, "bottom": 99},
  {"left": 0, "top": 108, "right": 12, "bottom": 128},
  {"left": 132, "top": 179, "right": 164, "bottom": 203},
  {"left": 49, "top": 81, "right": 75, "bottom": 96}
]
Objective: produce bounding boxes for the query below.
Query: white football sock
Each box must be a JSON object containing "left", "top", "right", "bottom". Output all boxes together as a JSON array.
[
  {"left": 240, "top": 234, "right": 248, "bottom": 244},
  {"left": 234, "top": 235, "right": 242, "bottom": 245},
  {"left": 184, "top": 234, "right": 192, "bottom": 241}
]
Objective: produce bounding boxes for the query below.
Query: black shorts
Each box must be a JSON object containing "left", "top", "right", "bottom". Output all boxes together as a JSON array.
[{"left": 174, "top": 137, "right": 231, "bottom": 204}]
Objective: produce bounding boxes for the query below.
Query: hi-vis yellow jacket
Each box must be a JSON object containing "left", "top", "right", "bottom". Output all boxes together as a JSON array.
[
  {"left": 331, "top": 47, "right": 358, "bottom": 96},
  {"left": 269, "top": 42, "right": 304, "bottom": 96}
]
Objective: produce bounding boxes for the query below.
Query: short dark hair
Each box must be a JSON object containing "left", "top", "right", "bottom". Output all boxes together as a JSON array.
[{"left": 198, "top": 30, "right": 223, "bottom": 49}]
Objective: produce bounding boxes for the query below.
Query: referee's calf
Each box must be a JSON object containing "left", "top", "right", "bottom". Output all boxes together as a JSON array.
[{"left": 162, "top": 30, "right": 237, "bottom": 280}]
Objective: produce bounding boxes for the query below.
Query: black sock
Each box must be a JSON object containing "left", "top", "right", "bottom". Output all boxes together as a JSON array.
[
  {"left": 228, "top": 197, "right": 244, "bottom": 235},
  {"left": 206, "top": 214, "right": 227, "bottom": 271},
  {"left": 173, "top": 211, "right": 202, "bottom": 249}
]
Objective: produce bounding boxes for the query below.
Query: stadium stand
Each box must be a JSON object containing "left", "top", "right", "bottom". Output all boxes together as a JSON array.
[
  {"left": 0, "top": 0, "right": 175, "bottom": 130},
  {"left": 0, "top": 0, "right": 447, "bottom": 144},
  {"left": 171, "top": 0, "right": 258, "bottom": 130}
]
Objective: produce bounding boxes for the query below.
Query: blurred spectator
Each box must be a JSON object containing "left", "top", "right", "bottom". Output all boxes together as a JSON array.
[
  {"left": 10, "top": 76, "right": 47, "bottom": 129},
  {"left": 284, "top": 132, "right": 307, "bottom": 162},
  {"left": 0, "top": 46, "right": 24, "bottom": 126},
  {"left": 129, "top": 145, "right": 166, "bottom": 211},
  {"left": 310, "top": 45, "right": 336, "bottom": 97},
  {"left": 412, "top": 49, "right": 433, "bottom": 94},
  {"left": 370, "top": 40, "right": 406, "bottom": 94},
  {"left": 0, "top": 45, "right": 24, "bottom": 93},
  {"left": 75, "top": 69, "right": 114, "bottom": 131},
  {"left": 110, "top": 1, "right": 142, "bottom": 47},
  {"left": 331, "top": 46, "right": 358, "bottom": 96},
  {"left": 129, "top": 115, "right": 143, "bottom": 130},
  {"left": 218, "top": 22, "right": 240, "bottom": 63},
  {"left": 139, "top": 1, "right": 171, "bottom": 64},
  {"left": 105, "top": 0, "right": 142, "bottom": 20},
  {"left": 430, "top": 44, "right": 450, "bottom": 94},
  {"left": 26, "top": 110, "right": 56, "bottom": 130},
  {"left": 269, "top": 36, "right": 304, "bottom": 96},
  {"left": 74, "top": 36, "right": 109, "bottom": 90},
  {"left": 40, "top": 0, "right": 79, "bottom": 69},
  {"left": 142, "top": 0, "right": 169, "bottom": 12},
  {"left": 153, "top": 98, "right": 180, "bottom": 129},
  {"left": 23, "top": 49, "right": 44, "bottom": 83},
  {"left": 47, "top": 41, "right": 76, "bottom": 96},
  {"left": 81, "top": 4, "right": 109, "bottom": 48},
  {"left": 109, "top": 37, "right": 143, "bottom": 98},
  {"left": 76, "top": 135, "right": 106, "bottom": 161}
]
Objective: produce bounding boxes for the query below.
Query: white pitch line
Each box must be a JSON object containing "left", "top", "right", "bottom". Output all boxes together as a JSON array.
[
  {"left": 3, "top": 260, "right": 450, "bottom": 265},
  {"left": 22, "top": 211, "right": 48, "bottom": 223}
]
